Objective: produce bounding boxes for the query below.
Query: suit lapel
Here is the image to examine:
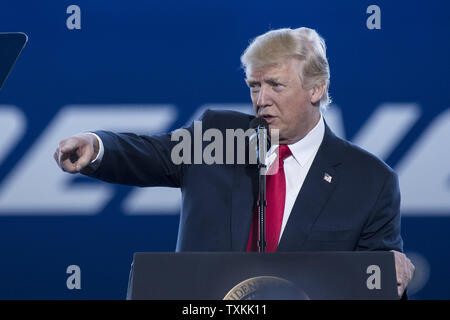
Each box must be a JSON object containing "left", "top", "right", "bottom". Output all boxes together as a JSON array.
[{"left": 277, "top": 124, "right": 343, "bottom": 251}]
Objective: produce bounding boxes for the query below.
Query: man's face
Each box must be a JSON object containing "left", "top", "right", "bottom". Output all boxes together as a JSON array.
[{"left": 246, "top": 58, "right": 321, "bottom": 145}]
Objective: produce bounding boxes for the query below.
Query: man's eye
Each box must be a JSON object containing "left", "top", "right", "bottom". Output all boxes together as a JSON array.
[
  {"left": 250, "top": 85, "right": 260, "bottom": 92},
  {"left": 273, "top": 83, "right": 284, "bottom": 90}
]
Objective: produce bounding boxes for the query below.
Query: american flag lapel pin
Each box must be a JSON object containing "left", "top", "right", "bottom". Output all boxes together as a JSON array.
[{"left": 323, "top": 172, "right": 332, "bottom": 183}]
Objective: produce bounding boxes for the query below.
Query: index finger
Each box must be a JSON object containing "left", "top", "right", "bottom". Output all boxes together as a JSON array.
[{"left": 60, "top": 138, "right": 81, "bottom": 153}]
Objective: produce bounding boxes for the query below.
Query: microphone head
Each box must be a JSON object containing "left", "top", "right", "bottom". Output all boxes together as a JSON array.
[
  {"left": 249, "top": 117, "right": 271, "bottom": 151},
  {"left": 250, "top": 117, "right": 269, "bottom": 130}
]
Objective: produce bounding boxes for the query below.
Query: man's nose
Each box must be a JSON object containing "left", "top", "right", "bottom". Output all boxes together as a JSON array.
[{"left": 256, "top": 86, "right": 272, "bottom": 110}]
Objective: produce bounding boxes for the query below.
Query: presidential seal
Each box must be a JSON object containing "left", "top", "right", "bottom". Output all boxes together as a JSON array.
[{"left": 223, "top": 276, "right": 310, "bottom": 300}]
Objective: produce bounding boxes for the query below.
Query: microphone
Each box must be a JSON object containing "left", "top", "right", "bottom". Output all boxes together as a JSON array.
[
  {"left": 249, "top": 117, "right": 270, "bottom": 168},
  {"left": 249, "top": 117, "right": 270, "bottom": 253},
  {"left": 249, "top": 116, "right": 269, "bottom": 129}
]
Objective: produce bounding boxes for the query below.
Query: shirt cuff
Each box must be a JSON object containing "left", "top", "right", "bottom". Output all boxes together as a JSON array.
[{"left": 85, "top": 132, "right": 104, "bottom": 171}]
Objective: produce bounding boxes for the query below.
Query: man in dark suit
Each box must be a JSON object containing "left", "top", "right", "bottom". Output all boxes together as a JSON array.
[{"left": 54, "top": 27, "right": 414, "bottom": 296}]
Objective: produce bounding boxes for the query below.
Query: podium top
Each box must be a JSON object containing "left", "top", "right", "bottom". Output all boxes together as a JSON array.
[
  {"left": 0, "top": 32, "right": 27, "bottom": 90},
  {"left": 129, "top": 251, "right": 399, "bottom": 300}
]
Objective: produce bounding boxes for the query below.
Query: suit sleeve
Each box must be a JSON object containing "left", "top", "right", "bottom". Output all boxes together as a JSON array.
[
  {"left": 81, "top": 109, "right": 214, "bottom": 188},
  {"left": 81, "top": 130, "right": 182, "bottom": 187},
  {"left": 356, "top": 170, "right": 404, "bottom": 252}
]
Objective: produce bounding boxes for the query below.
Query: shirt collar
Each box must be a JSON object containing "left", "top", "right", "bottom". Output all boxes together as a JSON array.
[{"left": 268, "top": 113, "right": 325, "bottom": 167}]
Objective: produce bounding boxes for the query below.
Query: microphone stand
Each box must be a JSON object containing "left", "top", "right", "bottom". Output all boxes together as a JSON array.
[{"left": 256, "top": 124, "right": 268, "bottom": 253}]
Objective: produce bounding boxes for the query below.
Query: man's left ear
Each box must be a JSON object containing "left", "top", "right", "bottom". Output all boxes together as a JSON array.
[{"left": 310, "top": 83, "right": 326, "bottom": 105}]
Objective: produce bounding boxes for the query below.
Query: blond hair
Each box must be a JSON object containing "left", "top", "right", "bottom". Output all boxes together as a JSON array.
[{"left": 241, "top": 27, "right": 331, "bottom": 110}]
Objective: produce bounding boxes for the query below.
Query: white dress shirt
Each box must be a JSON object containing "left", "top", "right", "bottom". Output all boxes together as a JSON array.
[
  {"left": 88, "top": 114, "right": 325, "bottom": 244},
  {"left": 265, "top": 114, "right": 325, "bottom": 243}
]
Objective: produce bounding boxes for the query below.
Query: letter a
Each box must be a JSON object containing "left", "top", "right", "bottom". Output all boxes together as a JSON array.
[
  {"left": 66, "top": 265, "right": 81, "bottom": 289},
  {"left": 366, "top": 265, "right": 381, "bottom": 290},
  {"left": 366, "top": 5, "right": 381, "bottom": 30},
  {"left": 171, "top": 128, "right": 192, "bottom": 165},
  {"left": 66, "top": 5, "right": 81, "bottom": 30}
]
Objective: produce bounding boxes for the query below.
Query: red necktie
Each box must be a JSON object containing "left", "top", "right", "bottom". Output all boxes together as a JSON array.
[{"left": 246, "top": 145, "right": 292, "bottom": 252}]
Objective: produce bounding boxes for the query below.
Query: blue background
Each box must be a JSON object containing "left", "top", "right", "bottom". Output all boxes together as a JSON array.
[{"left": 0, "top": 0, "right": 449, "bottom": 299}]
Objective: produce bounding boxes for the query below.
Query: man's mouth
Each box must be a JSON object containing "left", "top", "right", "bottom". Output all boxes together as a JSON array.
[{"left": 262, "top": 114, "right": 276, "bottom": 123}]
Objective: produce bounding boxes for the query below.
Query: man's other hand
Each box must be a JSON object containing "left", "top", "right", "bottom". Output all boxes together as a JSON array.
[
  {"left": 391, "top": 250, "right": 415, "bottom": 297},
  {"left": 54, "top": 133, "right": 99, "bottom": 173}
]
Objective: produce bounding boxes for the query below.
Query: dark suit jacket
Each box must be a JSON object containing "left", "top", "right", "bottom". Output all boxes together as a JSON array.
[{"left": 85, "top": 109, "right": 403, "bottom": 253}]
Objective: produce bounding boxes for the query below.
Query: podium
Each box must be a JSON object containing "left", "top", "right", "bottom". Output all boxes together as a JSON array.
[{"left": 127, "top": 252, "right": 399, "bottom": 300}]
